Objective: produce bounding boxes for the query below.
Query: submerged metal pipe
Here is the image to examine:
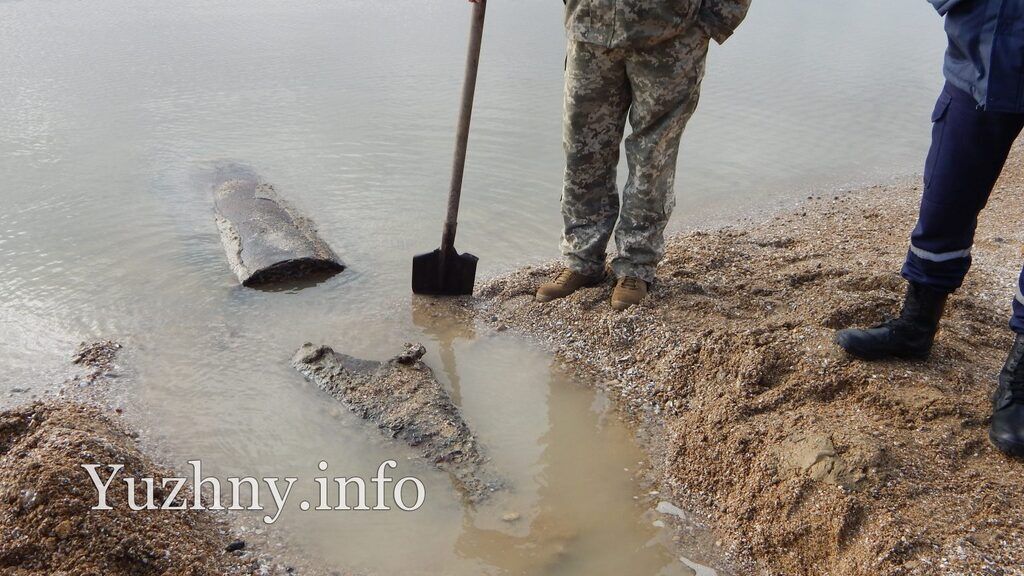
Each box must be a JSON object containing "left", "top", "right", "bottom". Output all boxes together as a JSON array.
[{"left": 212, "top": 172, "right": 344, "bottom": 287}]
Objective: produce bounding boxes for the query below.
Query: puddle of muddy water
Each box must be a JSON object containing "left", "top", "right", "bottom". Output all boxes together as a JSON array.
[{"left": 130, "top": 300, "right": 722, "bottom": 575}]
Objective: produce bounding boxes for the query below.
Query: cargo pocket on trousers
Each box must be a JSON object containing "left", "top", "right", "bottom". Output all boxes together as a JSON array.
[
  {"left": 931, "top": 90, "right": 952, "bottom": 123},
  {"left": 924, "top": 89, "right": 953, "bottom": 190},
  {"left": 662, "top": 190, "right": 677, "bottom": 220}
]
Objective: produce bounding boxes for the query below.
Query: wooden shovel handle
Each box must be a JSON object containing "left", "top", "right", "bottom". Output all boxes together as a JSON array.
[{"left": 440, "top": 0, "right": 486, "bottom": 252}]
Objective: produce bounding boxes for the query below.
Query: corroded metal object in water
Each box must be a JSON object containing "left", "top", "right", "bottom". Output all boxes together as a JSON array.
[
  {"left": 213, "top": 176, "right": 344, "bottom": 287},
  {"left": 291, "top": 342, "right": 504, "bottom": 503}
]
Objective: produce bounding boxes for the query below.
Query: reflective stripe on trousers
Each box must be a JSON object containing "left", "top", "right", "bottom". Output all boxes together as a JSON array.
[{"left": 900, "top": 83, "right": 1024, "bottom": 332}]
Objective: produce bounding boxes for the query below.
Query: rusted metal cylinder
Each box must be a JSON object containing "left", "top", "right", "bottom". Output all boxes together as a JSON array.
[{"left": 212, "top": 173, "right": 344, "bottom": 287}]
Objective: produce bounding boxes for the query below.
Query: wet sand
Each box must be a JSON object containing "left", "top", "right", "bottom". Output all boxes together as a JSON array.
[
  {"left": 0, "top": 342, "right": 313, "bottom": 576},
  {"left": 0, "top": 401, "right": 259, "bottom": 576},
  {"left": 292, "top": 341, "right": 505, "bottom": 503},
  {"left": 471, "top": 148, "right": 1024, "bottom": 575}
]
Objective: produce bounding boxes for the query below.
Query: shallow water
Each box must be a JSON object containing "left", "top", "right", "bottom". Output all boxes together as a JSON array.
[{"left": 1, "top": 0, "right": 945, "bottom": 574}]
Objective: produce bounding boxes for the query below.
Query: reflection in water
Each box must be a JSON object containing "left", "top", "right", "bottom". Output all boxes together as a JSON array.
[
  {"left": 454, "top": 363, "right": 697, "bottom": 576},
  {"left": 444, "top": 332, "right": 700, "bottom": 573},
  {"left": 249, "top": 269, "right": 342, "bottom": 294},
  {"left": 0, "top": 0, "right": 946, "bottom": 573},
  {"left": 413, "top": 298, "right": 697, "bottom": 574},
  {"left": 412, "top": 297, "right": 476, "bottom": 406}
]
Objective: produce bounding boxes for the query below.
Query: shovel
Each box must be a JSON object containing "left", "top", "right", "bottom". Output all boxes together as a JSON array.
[{"left": 412, "top": 0, "right": 487, "bottom": 295}]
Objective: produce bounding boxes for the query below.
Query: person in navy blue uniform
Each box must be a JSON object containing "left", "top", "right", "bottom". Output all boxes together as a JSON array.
[{"left": 836, "top": 0, "right": 1024, "bottom": 458}]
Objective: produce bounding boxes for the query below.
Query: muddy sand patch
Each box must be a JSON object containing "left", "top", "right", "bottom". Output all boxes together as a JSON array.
[
  {"left": 0, "top": 341, "right": 313, "bottom": 576},
  {"left": 292, "top": 341, "right": 505, "bottom": 503},
  {"left": 0, "top": 401, "right": 262, "bottom": 576},
  {"left": 471, "top": 158, "right": 1024, "bottom": 575}
]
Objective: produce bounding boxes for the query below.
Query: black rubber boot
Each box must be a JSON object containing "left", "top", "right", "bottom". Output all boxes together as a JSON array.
[
  {"left": 991, "top": 334, "right": 1024, "bottom": 458},
  {"left": 834, "top": 281, "right": 948, "bottom": 360}
]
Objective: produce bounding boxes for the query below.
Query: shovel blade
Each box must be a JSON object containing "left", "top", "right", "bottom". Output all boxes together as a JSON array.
[{"left": 412, "top": 247, "right": 478, "bottom": 295}]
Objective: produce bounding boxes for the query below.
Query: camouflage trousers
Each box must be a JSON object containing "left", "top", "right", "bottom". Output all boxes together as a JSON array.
[{"left": 560, "top": 25, "right": 709, "bottom": 283}]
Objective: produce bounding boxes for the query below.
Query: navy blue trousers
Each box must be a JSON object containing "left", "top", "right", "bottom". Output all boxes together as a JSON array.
[{"left": 902, "top": 83, "right": 1024, "bottom": 332}]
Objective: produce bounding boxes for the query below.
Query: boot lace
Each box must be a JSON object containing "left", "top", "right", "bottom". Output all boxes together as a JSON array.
[
  {"left": 553, "top": 269, "right": 576, "bottom": 286},
  {"left": 873, "top": 316, "right": 907, "bottom": 331},
  {"left": 1003, "top": 340, "right": 1024, "bottom": 404},
  {"left": 1001, "top": 375, "right": 1024, "bottom": 406},
  {"left": 620, "top": 277, "right": 642, "bottom": 290},
  {"left": 873, "top": 284, "right": 941, "bottom": 333}
]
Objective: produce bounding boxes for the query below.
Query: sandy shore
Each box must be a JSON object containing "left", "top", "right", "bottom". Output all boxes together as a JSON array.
[
  {"left": 0, "top": 342, "right": 315, "bottom": 576},
  {"left": 471, "top": 150, "right": 1024, "bottom": 575}
]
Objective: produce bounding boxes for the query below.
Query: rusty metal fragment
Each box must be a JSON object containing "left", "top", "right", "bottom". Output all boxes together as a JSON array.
[{"left": 213, "top": 174, "right": 343, "bottom": 287}]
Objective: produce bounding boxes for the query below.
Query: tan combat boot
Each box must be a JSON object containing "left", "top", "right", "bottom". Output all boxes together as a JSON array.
[
  {"left": 536, "top": 269, "right": 604, "bottom": 303},
  {"left": 610, "top": 276, "right": 647, "bottom": 310}
]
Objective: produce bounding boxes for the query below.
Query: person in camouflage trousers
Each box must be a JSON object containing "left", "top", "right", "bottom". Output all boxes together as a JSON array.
[{"left": 534, "top": 0, "right": 751, "bottom": 309}]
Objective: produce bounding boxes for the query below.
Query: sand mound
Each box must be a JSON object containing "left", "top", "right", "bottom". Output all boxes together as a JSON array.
[
  {"left": 474, "top": 173, "right": 1024, "bottom": 575},
  {"left": 0, "top": 401, "right": 257, "bottom": 576}
]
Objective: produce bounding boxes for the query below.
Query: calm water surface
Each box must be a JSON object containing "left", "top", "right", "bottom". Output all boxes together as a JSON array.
[{"left": 1, "top": 1, "right": 945, "bottom": 574}]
